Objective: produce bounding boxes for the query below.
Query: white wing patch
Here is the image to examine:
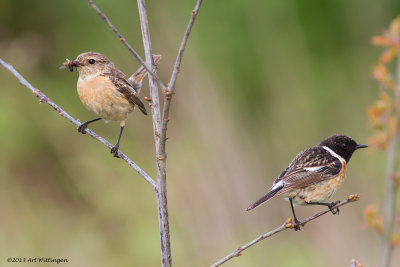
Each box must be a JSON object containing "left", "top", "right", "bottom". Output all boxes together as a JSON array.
[
  {"left": 304, "top": 166, "right": 324, "bottom": 172},
  {"left": 271, "top": 180, "right": 284, "bottom": 191}
]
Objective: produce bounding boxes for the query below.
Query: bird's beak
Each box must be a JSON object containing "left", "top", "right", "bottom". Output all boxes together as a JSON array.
[
  {"left": 66, "top": 60, "right": 79, "bottom": 72},
  {"left": 60, "top": 59, "right": 80, "bottom": 72},
  {"left": 70, "top": 60, "right": 79, "bottom": 67},
  {"left": 356, "top": 144, "right": 368, "bottom": 149}
]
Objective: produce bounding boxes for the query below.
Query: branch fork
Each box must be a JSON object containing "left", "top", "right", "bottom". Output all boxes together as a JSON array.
[{"left": 1, "top": 1, "right": 203, "bottom": 266}]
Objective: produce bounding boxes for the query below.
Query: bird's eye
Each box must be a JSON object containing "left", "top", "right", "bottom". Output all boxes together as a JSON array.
[
  {"left": 341, "top": 143, "right": 347, "bottom": 148},
  {"left": 89, "top": 59, "right": 95, "bottom": 64}
]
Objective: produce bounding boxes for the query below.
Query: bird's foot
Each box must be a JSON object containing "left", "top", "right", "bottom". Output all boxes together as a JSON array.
[
  {"left": 77, "top": 123, "right": 88, "bottom": 134},
  {"left": 328, "top": 201, "right": 340, "bottom": 215},
  {"left": 293, "top": 218, "right": 304, "bottom": 231},
  {"left": 110, "top": 144, "right": 120, "bottom": 158}
]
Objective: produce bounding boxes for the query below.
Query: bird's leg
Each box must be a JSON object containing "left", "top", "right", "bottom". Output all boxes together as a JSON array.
[
  {"left": 111, "top": 121, "right": 125, "bottom": 158},
  {"left": 78, "top": 118, "right": 102, "bottom": 134},
  {"left": 289, "top": 198, "right": 303, "bottom": 231},
  {"left": 306, "top": 201, "right": 341, "bottom": 215}
]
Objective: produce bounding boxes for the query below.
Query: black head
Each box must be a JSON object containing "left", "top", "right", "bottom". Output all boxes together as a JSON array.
[{"left": 318, "top": 135, "right": 367, "bottom": 163}]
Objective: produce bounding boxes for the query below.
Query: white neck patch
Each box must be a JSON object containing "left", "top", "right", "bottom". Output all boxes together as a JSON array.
[{"left": 323, "top": 146, "right": 345, "bottom": 162}]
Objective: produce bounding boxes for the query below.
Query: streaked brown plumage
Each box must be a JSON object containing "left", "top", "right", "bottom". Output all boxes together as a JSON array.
[
  {"left": 64, "top": 52, "right": 148, "bottom": 157},
  {"left": 246, "top": 135, "right": 367, "bottom": 231}
]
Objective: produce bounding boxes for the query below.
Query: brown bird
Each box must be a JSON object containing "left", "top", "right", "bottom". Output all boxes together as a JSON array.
[
  {"left": 62, "top": 52, "right": 150, "bottom": 157},
  {"left": 246, "top": 135, "right": 367, "bottom": 230}
]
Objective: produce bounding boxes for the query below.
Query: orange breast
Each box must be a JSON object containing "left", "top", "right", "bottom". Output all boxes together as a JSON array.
[{"left": 77, "top": 75, "right": 133, "bottom": 121}]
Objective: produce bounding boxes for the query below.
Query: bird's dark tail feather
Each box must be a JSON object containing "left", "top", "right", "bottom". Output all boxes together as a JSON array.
[
  {"left": 137, "top": 104, "right": 148, "bottom": 115},
  {"left": 246, "top": 187, "right": 281, "bottom": 211}
]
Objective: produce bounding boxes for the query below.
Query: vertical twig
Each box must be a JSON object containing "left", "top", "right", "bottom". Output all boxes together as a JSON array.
[
  {"left": 380, "top": 47, "right": 400, "bottom": 267},
  {"left": 88, "top": 0, "right": 166, "bottom": 90},
  {"left": 89, "top": 0, "right": 203, "bottom": 265},
  {"left": 167, "top": 0, "right": 203, "bottom": 92},
  {"left": 88, "top": 0, "right": 153, "bottom": 81},
  {"left": 160, "top": 0, "right": 203, "bottom": 157},
  {"left": 136, "top": 1, "right": 171, "bottom": 266}
]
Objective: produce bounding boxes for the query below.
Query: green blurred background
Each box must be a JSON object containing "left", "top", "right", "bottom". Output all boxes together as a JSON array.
[{"left": 1, "top": 0, "right": 400, "bottom": 266}]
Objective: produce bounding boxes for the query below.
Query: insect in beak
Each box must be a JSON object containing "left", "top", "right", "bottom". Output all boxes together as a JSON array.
[{"left": 60, "top": 58, "right": 79, "bottom": 72}]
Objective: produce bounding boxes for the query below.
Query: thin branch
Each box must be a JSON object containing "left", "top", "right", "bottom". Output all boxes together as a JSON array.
[
  {"left": 137, "top": 0, "right": 162, "bottom": 139},
  {"left": 159, "top": 0, "right": 203, "bottom": 156},
  {"left": 167, "top": 0, "right": 203, "bottom": 93},
  {"left": 88, "top": 0, "right": 166, "bottom": 90},
  {"left": 86, "top": 0, "right": 204, "bottom": 265},
  {"left": 380, "top": 45, "right": 400, "bottom": 267},
  {"left": 0, "top": 58, "right": 158, "bottom": 192},
  {"left": 136, "top": 0, "right": 171, "bottom": 266},
  {"left": 88, "top": 1, "right": 203, "bottom": 266},
  {"left": 210, "top": 194, "right": 360, "bottom": 267}
]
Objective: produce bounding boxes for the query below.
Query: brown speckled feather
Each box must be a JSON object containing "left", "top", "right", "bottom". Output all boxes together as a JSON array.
[
  {"left": 273, "top": 147, "right": 342, "bottom": 193},
  {"left": 102, "top": 70, "right": 147, "bottom": 115},
  {"left": 247, "top": 135, "right": 367, "bottom": 213}
]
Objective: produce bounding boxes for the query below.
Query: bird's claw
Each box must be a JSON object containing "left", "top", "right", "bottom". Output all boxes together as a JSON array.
[
  {"left": 293, "top": 218, "right": 304, "bottom": 231},
  {"left": 328, "top": 201, "right": 340, "bottom": 215},
  {"left": 77, "top": 123, "right": 88, "bottom": 134},
  {"left": 110, "top": 145, "right": 120, "bottom": 158}
]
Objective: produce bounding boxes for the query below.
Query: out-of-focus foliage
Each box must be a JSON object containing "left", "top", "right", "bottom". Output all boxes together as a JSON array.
[
  {"left": 368, "top": 16, "right": 400, "bottom": 149},
  {"left": 366, "top": 15, "right": 400, "bottom": 263},
  {"left": 363, "top": 204, "right": 384, "bottom": 233},
  {"left": 1, "top": 0, "right": 400, "bottom": 266}
]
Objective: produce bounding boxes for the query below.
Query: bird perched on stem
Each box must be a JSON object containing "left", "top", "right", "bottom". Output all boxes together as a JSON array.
[
  {"left": 61, "top": 52, "right": 160, "bottom": 157},
  {"left": 246, "top": 135, "right": 367, "bottom": 231}
]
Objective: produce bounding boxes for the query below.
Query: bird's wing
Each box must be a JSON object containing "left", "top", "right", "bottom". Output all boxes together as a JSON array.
[
  {"left": 246, "top": 146, "right": 343, "bottom": 211},
  {"left": 102, "top": 71, "right": 147, "bottom": 115},
  {"left": 274, "top": 148, "right": 342, "bottom": 196}
]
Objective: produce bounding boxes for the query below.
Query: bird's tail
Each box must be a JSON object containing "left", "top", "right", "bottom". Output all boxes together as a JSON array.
[
  {"left": 128, "top": 54, "right": 162, "bottom": 90},
  {"left": 246, "top": 186, "right": 282, "bottom": 211}
]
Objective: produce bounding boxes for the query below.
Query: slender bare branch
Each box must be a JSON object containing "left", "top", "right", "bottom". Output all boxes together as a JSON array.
[
  {"left": 167, "top": 0, "right": 203, "bottom": 93},
  {"left": 380, "top": 46, "right": 400, "bottom": 267},
  {"left": 88, "top": 1, "right": 204, "bottom": 266},
  {"left": 88, "top": 0, "right": 166, "bottom": 90},
  {"left": 137, "top": 0, "right": 162, "bottom": 139},
  {"left": 210, "top": 195, "right": 360, "bottom": 267},
  {"left": 159, "top": 0, "right": 203, "bottom": 157},
  {"left": 136, "top": 0, "right": 171, "bottom": 266},
  {"left": 3, "top": 0, "right": 204, "bottom": 266},
  {"left": 0, "top": 58, "right": 158, "bottom": 192}
]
